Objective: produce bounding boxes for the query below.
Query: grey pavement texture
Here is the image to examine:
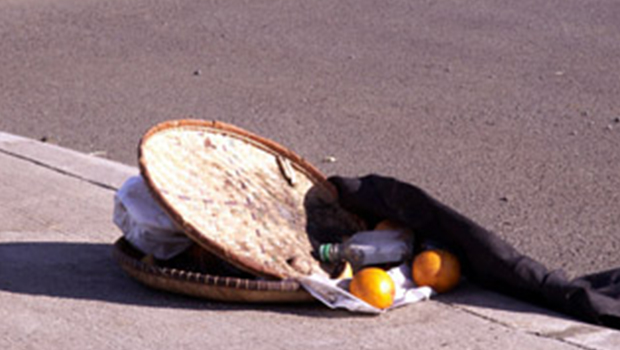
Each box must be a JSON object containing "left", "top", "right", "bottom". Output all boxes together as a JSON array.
[{"left": 1, "top": 133, "right": 619, "bottom": 349}]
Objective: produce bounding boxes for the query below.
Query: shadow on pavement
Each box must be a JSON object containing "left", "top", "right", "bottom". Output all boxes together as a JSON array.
[
  {"left": 436, "top": 281, "right": 577, "bottom": 322},
  {"left": 2, "top": 241, "right": 572, "bottom": 321},
  {"left": 0, "top": 241, "right": 358, "bottom": 318}
]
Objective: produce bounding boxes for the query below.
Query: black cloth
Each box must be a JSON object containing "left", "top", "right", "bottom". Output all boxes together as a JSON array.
[{"left": 329, "top": 174, "right": 620, "bottom": 329}]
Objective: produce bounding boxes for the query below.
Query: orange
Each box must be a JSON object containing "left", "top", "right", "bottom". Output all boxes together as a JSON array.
[
  {"left": 374, "top": 219, "right": 401, "bottom": 231},
  {"left": 339, "top": 261, "right": 353, "bottom": 279},
  {"left": 349, "top": 267, "right": 396, "bottom": 309},
  {"left": 331, "top": 261, "right": 354, "bottom": 279},
  {"left": 412, "top": 249, "right": 461, "bottom": 293},
  {"left": 374, "top": 219, "right": 413, "bottom": 235}
]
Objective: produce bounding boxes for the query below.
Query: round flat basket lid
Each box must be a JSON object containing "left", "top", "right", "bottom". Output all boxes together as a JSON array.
[{"left": 139, "top": 120, "right": 364, "bottom": 280}]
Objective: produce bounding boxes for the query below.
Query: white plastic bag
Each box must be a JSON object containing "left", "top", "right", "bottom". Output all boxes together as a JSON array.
[
  {"left": 298, "top": 263, "right": 433, "bottom": 314},
  {"left": 113, "top": 176, "right": 193, "bottom": 260}
]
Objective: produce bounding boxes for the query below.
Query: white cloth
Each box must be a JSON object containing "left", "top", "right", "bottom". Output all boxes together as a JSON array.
[{"left": 113, "top": 176, "right": 193, "bottom": 260}]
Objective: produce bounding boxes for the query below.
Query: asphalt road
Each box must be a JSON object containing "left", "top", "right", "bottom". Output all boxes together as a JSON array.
[{"left": 1, "top": 0, "right": 619, "bottom": 278}]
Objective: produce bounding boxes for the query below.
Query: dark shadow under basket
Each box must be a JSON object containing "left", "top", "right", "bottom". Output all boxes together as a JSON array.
[{"left": 113, "top": 237, "right": 315, "bottom": 303}]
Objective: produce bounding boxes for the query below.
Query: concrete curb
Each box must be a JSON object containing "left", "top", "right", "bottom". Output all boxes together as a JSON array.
[
  {"left": 0, "top": 132, "right": 137, "bottom": 190},
  {"left": 1, "top": 131, "right": 617, "bottom": 349},
  {"left": 445, "top": 284, "right": 620, "bottom": 350}
]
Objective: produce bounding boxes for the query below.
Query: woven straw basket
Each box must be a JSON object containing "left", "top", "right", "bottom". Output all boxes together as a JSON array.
[{"left": 113, "top": 119, "right": 365, "bottom": 302}]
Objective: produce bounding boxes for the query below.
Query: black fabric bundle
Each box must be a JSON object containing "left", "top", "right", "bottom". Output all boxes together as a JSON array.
[{"left": 329, "top": 174, "right": 620, "bottom": 329}]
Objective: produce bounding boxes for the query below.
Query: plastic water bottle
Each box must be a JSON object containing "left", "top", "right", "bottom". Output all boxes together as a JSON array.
[{"left": 318, "top": 230, "right": 414, "bottom": 272}]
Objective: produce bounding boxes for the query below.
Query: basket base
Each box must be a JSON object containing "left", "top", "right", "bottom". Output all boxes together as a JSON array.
[{"left": 112, "top": 237, "right": 315, "bottom": 303}]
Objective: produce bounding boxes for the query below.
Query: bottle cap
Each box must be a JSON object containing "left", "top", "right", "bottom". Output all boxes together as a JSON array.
[{"left": 319, "top": 243, "right": 333, "bottom": 263}]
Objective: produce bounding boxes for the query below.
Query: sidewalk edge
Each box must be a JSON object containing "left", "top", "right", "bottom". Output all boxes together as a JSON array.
[{"left": 0, "top": 132, "right": 137, "bottom": 190}]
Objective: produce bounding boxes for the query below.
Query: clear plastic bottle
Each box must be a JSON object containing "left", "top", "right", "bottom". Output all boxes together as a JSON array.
[{"left": 318, "top": 230, "right": 414, "bottom": 272}]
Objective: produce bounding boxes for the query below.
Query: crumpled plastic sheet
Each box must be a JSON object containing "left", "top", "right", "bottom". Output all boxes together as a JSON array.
[{"left": 299, "top": 263, "right": 433, "bottom": 314}]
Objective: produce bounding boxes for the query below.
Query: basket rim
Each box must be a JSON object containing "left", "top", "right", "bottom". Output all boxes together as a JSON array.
[{"left": 113, "top": 237, "right": 305, "bottom": 293}]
